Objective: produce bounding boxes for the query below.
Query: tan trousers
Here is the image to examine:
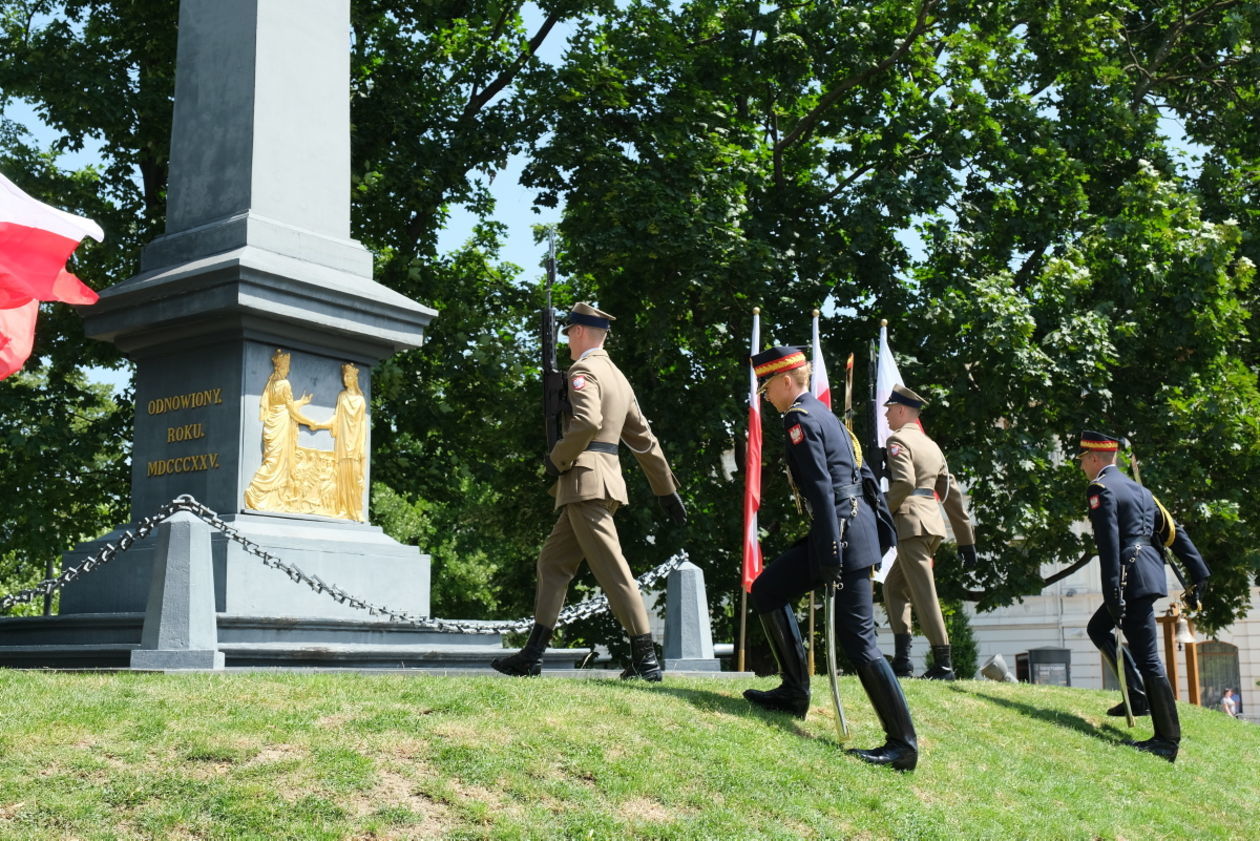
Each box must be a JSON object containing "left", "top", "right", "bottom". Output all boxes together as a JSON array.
[
  {"left": 883, "top": 534, "right": 949, "bottom": 645},
  {"left": 534, "top": 498, "right": 650, "bottom": 635}
]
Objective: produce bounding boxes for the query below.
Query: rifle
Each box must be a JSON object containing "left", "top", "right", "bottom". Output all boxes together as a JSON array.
[
  {"left": 867, "top": 338, "right": 883, "bottom": 481},
  {"left": 542, "top": 230, "right": 568, "bottom": 451}
]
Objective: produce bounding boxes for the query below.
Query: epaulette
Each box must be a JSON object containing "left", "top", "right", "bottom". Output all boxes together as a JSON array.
[
  {"left": 788, "top": 406, "right": 810, "bottom": 415},
  {"left": 1089, "top": 479, "right": 1106, "bottom": 489}
]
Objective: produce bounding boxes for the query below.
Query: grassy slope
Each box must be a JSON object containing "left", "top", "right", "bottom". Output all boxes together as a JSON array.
[{"left": 0, "top": 671, "right": 1256, "bottom": 841}]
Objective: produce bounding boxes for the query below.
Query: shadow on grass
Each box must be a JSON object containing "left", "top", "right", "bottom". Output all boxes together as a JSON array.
[
  {"left": 612, "top": 677, "right": 820, "bottom": 739},
  {"left": 948, "top": 682, "right": 1136, "bottom": 744}
]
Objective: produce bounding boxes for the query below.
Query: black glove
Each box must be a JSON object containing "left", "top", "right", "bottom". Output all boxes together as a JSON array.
[
  {"left": 1106, "top": 599, "right": 1124, "bottom": 623},
  {"left": 657, "top": 491, "right": 687, "bottom": 525},
  {"left": 958, "top": 544, "right": 977, "bottom": 568},
  {"left": 543, "top": 455, "right": 563, "bottom": 478},
  {"left": 1186, "top": 579, "right": 1208, "bottom": 612}
]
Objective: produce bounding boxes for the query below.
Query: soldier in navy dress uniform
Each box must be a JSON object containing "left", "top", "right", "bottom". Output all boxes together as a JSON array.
[
  {"left": 1079, "top": 431, "right": 1211, "bottom": 762},
  {"left": 744, "top": 346, "right": 917, "bottom": 771}
]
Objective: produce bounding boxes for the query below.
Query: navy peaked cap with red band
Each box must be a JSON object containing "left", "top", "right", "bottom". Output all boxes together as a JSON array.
[
  {"left": 1078, "top": 430, "right": 1121, "bottom": 455},
  {"left": 750, "top": 346, "right": 808, "bottom": 378},
  {"left": 883, "top": 384, "right": 928, "bottom": 409},
  {"left": 560, "top": 301, "right": 615, "bottom": 333}
]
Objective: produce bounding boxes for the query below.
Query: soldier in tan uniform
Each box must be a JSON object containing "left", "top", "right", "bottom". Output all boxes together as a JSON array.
[
  {"left": 882, "top": 384, "right": 976, "bottom": 680},
  {"left": 493, "top": 303, "right": 686, "bottom": 680}
]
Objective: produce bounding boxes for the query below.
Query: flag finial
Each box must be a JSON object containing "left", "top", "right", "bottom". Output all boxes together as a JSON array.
[
  {"left": 812, "top": 308, "right": 820, "bottom": 317},
  {"left": 880, "top": 318, "right": 888, "bottom": 327},
  {"left": 753, "top": 306, "right": 760, "bottom": 315}
]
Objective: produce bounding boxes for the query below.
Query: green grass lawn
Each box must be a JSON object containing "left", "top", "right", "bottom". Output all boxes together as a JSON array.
[{"left": 0, "top": 670, "right": 1255, "bottom": 840}]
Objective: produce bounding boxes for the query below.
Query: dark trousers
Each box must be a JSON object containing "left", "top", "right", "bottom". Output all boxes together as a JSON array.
[
  {"left": 750, "top": 542, "right": 882, "bottom": 667},
  {"left": 1087, "top": 595, "right": 1166, "bottom": 682}
]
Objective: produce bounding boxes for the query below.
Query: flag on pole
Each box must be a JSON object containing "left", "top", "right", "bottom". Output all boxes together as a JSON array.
[
  {"left": 874, "top": 321, "right": 903, "bottom": 449},
  {"left": 810, "top": 308, "right": 831, "bottom": 409},
  {"left": 0, "top": 170, "right": 103, "bottom": 379},
  {"left": 741, "top": 309, "right": 763, "bottom": 592},
  {"left": 873, "top": 321, "right": 904, "bottom": 582}
]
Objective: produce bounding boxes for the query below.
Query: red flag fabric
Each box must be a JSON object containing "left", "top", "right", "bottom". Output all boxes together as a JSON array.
[
  {"left": 0, "top": 171, "right": 103, "bottom": 379},
  {"left": 742, "top": 310, "right": 763, "bottom": 592},
  {"left": 0, "top": 300, "right": 39, "bottom": 380},
  {"left": 810, "top": 309, "right": 831, "bottom": 409}
]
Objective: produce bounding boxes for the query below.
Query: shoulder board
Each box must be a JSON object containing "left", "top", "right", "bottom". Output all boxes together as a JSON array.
[
  {"left": 1089, "top": 479, "right": 1106, "bottom": 489},
  {"left": 788, "top": 406, "right": 810, "bottom": 415}
]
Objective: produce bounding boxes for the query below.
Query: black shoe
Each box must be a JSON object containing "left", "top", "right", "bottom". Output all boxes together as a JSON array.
[
  {"left": 891, "top": 633, "right": 913, "bottom": 678},
  {"left": 744, "top": 604, "right": 810, "bottom": 718},
  {"left": 491, "top": 622, "right": 552, "bottom": 677},
  {"left": 620, "top": 633, "right": 663, "bottom": 682},
  {"left": 743, "top": 684, "right": 810, "bottom": 719},
  {"left": 849, "top": 659, "right": 918, "bottom": 771},
  {"left": 1107, "top": 701, "right": 1150, "bottom": 717},
  {"left": 1124, "top": 737, "right": 1178, "bottom": 763},
  {"left": 919, "top": 645, "right": 955, "bottom": 681}
]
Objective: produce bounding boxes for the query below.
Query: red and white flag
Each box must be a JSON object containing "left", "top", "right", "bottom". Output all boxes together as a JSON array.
[
  {"left": 741, "top": 310, "right": 762, "bottom": 593},
  {"left": 810, "top": 309, "right": 831, "bottom": 409},
  {"left": 874, "top": 321, "right": 904, "bottom": 449},
  {"left": 873, "top": 321, "right": 904, "bottom": 582},
  {"left": 0, "top": 171, "right": 103, "bottom": 378}
]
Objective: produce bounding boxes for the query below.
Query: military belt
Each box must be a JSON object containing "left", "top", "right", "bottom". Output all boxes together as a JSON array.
[
  {"left": 834, "top": 482, "right": 862, "bottom": 503},
  {"left": 585, "top": 441, "right": 619, "bottom": 455},
  {"left": 910, "top": 488, "right": 939, "bottom": 499}
]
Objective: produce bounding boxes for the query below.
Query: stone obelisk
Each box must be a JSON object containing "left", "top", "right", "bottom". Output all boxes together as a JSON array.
[{"left": 67, "top": 0, "right": 436, "bottom": 620}]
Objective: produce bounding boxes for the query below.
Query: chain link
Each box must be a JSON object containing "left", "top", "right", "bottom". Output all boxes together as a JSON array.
[{"left": 1, "top": 496, "right": 689, "bottom": 636}]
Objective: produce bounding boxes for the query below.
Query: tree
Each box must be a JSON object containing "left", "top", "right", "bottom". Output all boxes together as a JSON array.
[{"left": 2, "top": 0, "right": 1256, "bottom": 645}]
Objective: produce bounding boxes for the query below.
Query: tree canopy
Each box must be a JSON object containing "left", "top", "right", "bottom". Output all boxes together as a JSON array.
[{"left": 1, "top": 0, "right": 1256, "bottom": 635}]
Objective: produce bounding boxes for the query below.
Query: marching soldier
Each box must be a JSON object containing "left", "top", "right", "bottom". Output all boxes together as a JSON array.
[
  {"left": 493, "top": 303, "right": 686, "bottom": 680},
  {"left": 881, "top": 384, "right": 976, "bottom": 680},
  {"left": 1079, "top": 431, "right": 1210, "bottom": 762},
  {"left": 745, "top": 346, "right": 917, "bottom": 771}
]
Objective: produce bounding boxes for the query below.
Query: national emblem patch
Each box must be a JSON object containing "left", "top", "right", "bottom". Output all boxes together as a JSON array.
[
  {"left": 889, "top": 444, "right": 901, "bottom": 457},
  {"left": 571, "top": 375, "right": 586, "bottom": 390},
  {"left": 1089, "top": 495, "right": 1101, "bottom": 510},
  {"left": 788, "top": 424, "right": 804, "bottom": 445}
]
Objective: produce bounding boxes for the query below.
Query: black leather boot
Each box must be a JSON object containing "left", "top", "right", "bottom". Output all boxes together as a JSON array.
[
  {"left": 491, "top": 622, "right": 552, "bottom": 677},
  {"left": 620, "top": 633, "right": 663, "bottom": 682},
  {"left": 1126, "top": 675, "right": 1179, "bottom": 762},
  {"left": 743, "top": 605, "right": 810, "bottom": 719},
  {"left": 1105, "top": 647, "right": 1150, "bottom": 716},
  {"left": 847, "top": 658, "right": 918, "bottom": 771},
  {"left": 891, "top": 633, "right": 914, "bottom": 677},
  {"left": 919, "top": 644, "right": 955, "bottom": 681}
]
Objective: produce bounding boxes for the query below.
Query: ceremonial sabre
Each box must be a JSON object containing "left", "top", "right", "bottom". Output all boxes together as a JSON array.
[
  {"left": 824, "top": 582, "right": 850, "bottom": 741},
  {"left": 1114, "top": 562, "right": 1136, "bottom": 728}
]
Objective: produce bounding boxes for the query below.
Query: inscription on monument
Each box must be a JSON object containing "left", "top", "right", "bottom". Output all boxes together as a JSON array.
[{"left": 144, "top": 385, "right": 223, "bottom": 478}]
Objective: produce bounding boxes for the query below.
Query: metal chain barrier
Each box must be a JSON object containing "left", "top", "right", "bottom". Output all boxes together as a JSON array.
[{"left": 1, "top": 496, "right": 688, "bottom": 636}]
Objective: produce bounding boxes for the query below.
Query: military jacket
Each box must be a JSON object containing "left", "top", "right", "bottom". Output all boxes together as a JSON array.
[
  {"left": 1087, "top": 464, "right": 1210, "bottom": 609},
  {"left": 548, "top": 349, "right": 678, "bottom": 509},
  {"left": 782, "top": 392, "right": 886, "bottom": 576},
  {"left": 885, "top": 422, "right": 975, "bottom": 544}
]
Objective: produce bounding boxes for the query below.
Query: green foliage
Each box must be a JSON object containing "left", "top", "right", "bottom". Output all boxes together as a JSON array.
[
  {"left": 2, "top": 671, "right": 1259, "bottom": 839},
  {"left": 2, "top": 1, "right": 1258, "bottom": 647}
]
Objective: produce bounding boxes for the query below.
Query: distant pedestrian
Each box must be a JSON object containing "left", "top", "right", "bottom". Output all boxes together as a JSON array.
[{"left": 1221, "top": 688, "right": 1238, "bottom": 718}]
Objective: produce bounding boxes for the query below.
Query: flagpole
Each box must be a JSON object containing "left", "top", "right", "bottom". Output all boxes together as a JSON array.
[{"left": 739, "top": 307, "right": 763, "bottom": 673}]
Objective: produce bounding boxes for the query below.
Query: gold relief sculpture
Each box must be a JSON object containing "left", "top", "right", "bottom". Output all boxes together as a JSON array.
[{"left": 244, "top": 350, "right": 368, "bottom": 522}]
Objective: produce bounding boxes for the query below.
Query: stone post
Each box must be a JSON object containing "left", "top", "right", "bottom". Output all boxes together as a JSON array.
[
  {"left": 131, "top": 511, "right": 225, "bottom": 670},
  {"left": 663, "top": 561, "right": 720, "bottom": 671}
]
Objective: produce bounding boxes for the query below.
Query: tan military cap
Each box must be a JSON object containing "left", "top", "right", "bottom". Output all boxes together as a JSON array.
[
  {"left": 560, "top": 302, "right": 615, "bottom": 334},
  {"left": 883, "top": 383, "right": 928, "bottom": 409}
]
